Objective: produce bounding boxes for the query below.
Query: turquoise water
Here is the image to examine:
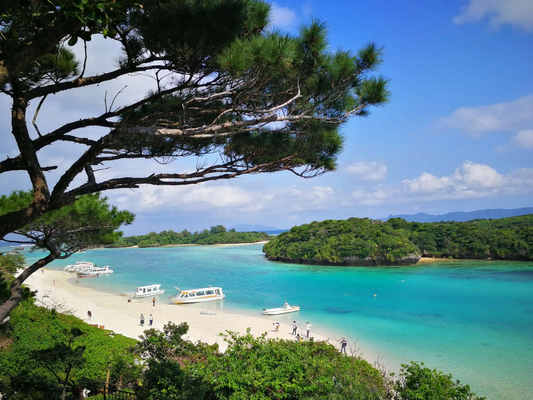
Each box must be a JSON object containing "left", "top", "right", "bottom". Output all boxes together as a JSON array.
[{"left": 18, "top": 244, "right": 533, "bottom": 399}]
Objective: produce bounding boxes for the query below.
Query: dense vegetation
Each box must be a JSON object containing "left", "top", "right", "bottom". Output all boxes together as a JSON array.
[
  {"left": 263, "top": 215, "right": 533, "bottom": 265},
  {"left": 0, "top": 257, "right": 140, "bottom": 399},
  {"left": 108, "top": 225, "right": 271, "bottom": 248}
]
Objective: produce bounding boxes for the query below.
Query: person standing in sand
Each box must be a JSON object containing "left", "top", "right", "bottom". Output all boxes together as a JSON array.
[
  {"left": 140, "top": 313, "right": 145, "bottom": 326},
  {"left": 152, "top": 297, "right": 156, "bottom": 306},
  {"left": 340, "top": 338, "right": 347, "bottom": 354},
  {"left": 87, "top": 310, "right": 92, "bottom": 319},
  {"left": 306, "top": 322, "right": 312, "bottom": 338},
  {"left": 273, "top": 322, "right": 280, "bottom": 332},
  {"left": 292, "top": 321, "right": 297, "bottom": 335},
  {"left": 149, "top": 314, "right": 153, "bottom": 326}
]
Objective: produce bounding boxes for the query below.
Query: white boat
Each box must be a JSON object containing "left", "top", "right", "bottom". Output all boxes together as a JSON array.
[
  {"left": 171, "top": 286, "right": 225, "bottom": 304},
  {"left": 64, "top": 261, "right": 95, "bottom": 272},
  {"left": 262, "top": 302, "right": 300, "bottom": 315},
  {"left": 64, "top": 261, "right": 113, "bottom": 275},
  {"left": 77, "top": 272, "right": 99, "bottom": 278},
  {"left": 90, "top": 265, "right": 113, "bottom": 275},
  {"left": 134, "top": 284, "right": 165, "bottom": 298}
]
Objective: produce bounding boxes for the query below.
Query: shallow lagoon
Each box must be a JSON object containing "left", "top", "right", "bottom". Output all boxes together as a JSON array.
[{"left": 23, "top": 244, "right": 533, "bottom": 399}]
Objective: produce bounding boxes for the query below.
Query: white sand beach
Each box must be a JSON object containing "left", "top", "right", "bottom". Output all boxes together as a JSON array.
[{"left": 24, "top": 268, "right": 386, "bottom": 368}]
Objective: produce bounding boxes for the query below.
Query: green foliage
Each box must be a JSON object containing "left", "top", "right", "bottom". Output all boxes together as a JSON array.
[
  {"left": 392, "top": 362, "right": 485, "bottom": 400},
  {"left": 191, "top": 329, "right": 386, "bottom": 399},
  {"left": 135, "top": 322, "right": 215, "bottom": 399},
  {"left": 0, "top": 254, "right": 34, "bottom": 303},
  {"left": 109, "top": 226, "right": 270, "bottom": 248},
  {"left": 135, "top": 323, "right": 388, "bottom": 399},
  {"left": 0, "top": 252, "right": 25, "bottom": 274},
  {"left": 0, "top": 0, "right": 133, "bottom": 49},
  {"left": 3, "top": 191, "right": 134, "bottom": 255},
  {"left": 263, "top": 215, "right": 533, "bottom": 265},
  {"left": 0, "top": 301, "right": 140, "bottom": 399}
]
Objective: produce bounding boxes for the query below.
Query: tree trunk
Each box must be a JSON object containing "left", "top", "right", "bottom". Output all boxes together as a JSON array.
[{"left": 0, "top": 252, "right": 58, "bottom": 324}]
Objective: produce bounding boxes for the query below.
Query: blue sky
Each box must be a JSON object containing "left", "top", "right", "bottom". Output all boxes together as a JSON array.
[{"left": 1, "top": 0, "right": 532, "bottom": 234}]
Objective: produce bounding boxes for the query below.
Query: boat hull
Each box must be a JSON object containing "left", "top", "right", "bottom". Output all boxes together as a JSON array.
[
  {"left": 134, "top": 290, "right": 165, "bottom": 298},
  {"left": 262, "top": 306, "right": 300, "bottom": 315},
  {"left": 171, "top": 294, "right": 225, "bottom": 304}
]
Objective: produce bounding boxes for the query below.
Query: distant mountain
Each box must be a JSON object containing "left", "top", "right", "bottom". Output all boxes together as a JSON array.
[
  {"left": 231, "top": 224, "right": 282, "bottom": 232},
  {"left": 383, "top": 207, "right": 533, "bottom": 223}
]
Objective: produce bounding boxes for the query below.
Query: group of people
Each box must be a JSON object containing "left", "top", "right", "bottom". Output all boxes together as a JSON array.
[
  {"left": 292, "top": 321, "right": 312, "bottom": 337},
  {"left": 288, "top": 321, "right": 313, "bottom": 341},
  {"left": 288, "top": 321, "right": 349, "bottom": 353},
  {"left": 138, "top": 297, "right": 157, "bottom": 326},
  {"left": 139, "top": 313, "right": 154, "bottom": 326}
]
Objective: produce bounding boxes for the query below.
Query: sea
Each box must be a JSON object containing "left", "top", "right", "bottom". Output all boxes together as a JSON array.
[{"left": 9, "top": 243, "right": 533, "bottom": 400}]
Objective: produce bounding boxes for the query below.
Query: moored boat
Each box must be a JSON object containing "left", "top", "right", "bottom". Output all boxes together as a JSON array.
[
  {"left": 64, "top": 261, "right": 113, "bottom": 275},
  {"left": 133, "top": 284, "right": 165, "bottom": 298},
  {"left": 262, "top": 301, "right": 300, "bottom": 315},
  {"left": 171, "top": 286, "right": 225, "bottom": 304},
  {"left": 77, "top": 272, "right": 98, "bottom": 278},
  {"left": 64, "top": 261, "right": 95, "bottom": 272}
]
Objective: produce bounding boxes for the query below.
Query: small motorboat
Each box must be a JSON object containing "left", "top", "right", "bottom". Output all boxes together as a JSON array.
[
  {"left": 262, "top": 301, "right": 300, "bottom": 315},
  {"left": 133, "top": 284, "right": 165, "bottom": 298}
]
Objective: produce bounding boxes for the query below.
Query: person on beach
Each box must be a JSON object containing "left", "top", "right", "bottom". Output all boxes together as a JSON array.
[
  {"left": 140, "top": 313, "right": 145, "bottom": 326},
  {"left": 273, "top": 322, "right": 280, "bottom": 332},
  {"left": 306, "top": 322, "right": 312, "bottom": 338},
  {"left": 149, "top": 314, "right": 153, "bottom": 326},
  {"left": 87, "top": 310, "right": 92, "bottom": 319},
  {"left": 340, "top": 338, "right": 347, "bottom": 354},
  {"left": 296, "top": 334, "right": 303, "bottom": 342},
  {"left": 152, "top": 297, "right": 156, "bottom": 306},
  {"left": 292, "top": 321, "right": 297, "bottom": 335}
]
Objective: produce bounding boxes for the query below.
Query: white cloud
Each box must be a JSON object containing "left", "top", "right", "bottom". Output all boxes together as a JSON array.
[
  {"left": 511, "top": 129, "right": 533, "bottom": 149},
  {"left": 350, "top": 162, "right": 533, "bottom": 206},
  {"left": 440, "top": 95, "right": 533, "bottom": 137},
  {"left": 346, "top": 161, "right": 387, "bottom": 181},
  {"left": 458, "top": 161, "right": 504, "bottom": 188},
  {"left": 454, "top": 0, "right": 533, "bottom": 31},
  {"left": 270, "top": 3, "right": 297, "bottom": 30},
  {"left": 404, "top": 162, "right": 504, "bottom": 193},
  {"left": 108, "top": 183, "right": 336, "bottom": 217},
  {"left": 402, "top": 172, "right": 450, "bottom": 193}
]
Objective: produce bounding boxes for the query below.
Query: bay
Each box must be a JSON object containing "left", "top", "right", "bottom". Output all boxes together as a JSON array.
[{"left": 20, "top": 244, "right": 533, "bottom": 399}]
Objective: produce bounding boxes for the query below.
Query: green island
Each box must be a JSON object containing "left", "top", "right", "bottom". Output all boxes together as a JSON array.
[
  {"left": 107, "top": 225, "right": 271, "bottom": 248},
  {"left": 0, "top": 254, "right": 483, "bottom": 399},
  {"left": 263, "top": 215, "right": 533, "bottom": 266}
]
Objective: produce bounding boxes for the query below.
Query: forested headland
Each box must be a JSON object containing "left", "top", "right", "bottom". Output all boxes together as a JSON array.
[
  {"left": 263, "top": 215, "right": 533, "bottom": 266},
  {"left": 108, "top": 225, "right": 271, "bottom": 248}
]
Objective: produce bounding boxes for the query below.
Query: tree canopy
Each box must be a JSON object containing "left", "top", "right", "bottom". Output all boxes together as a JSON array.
[
  {"left": 0, "top": 299, "right": 139, "bottom": 399},
  {"left": 108, "top": 225, "right": 270, "bottom": 247},
  {"left": 0, "top": 192, "right": 133, "bottom": 324},
  {"left": 0, "top": 0, "right": 389, "bottom": 240},
  {"left": 263, "top": 215, "right": 533, "bottom": 265}
]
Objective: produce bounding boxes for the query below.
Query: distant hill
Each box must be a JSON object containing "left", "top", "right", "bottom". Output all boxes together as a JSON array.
[
  {"left": 383, "top": 207, "right": 533, "bottom": 223},
  {"left": 231, "top": 224, "right": 282, "bottom": 232}
]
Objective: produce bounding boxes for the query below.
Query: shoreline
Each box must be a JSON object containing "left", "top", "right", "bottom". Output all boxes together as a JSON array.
[
  {"left": 25, "top": 268, "right": 386, "bottom": 369},
  {"left": 94, "top": 240, "right": 270, "bottom": 250}
]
